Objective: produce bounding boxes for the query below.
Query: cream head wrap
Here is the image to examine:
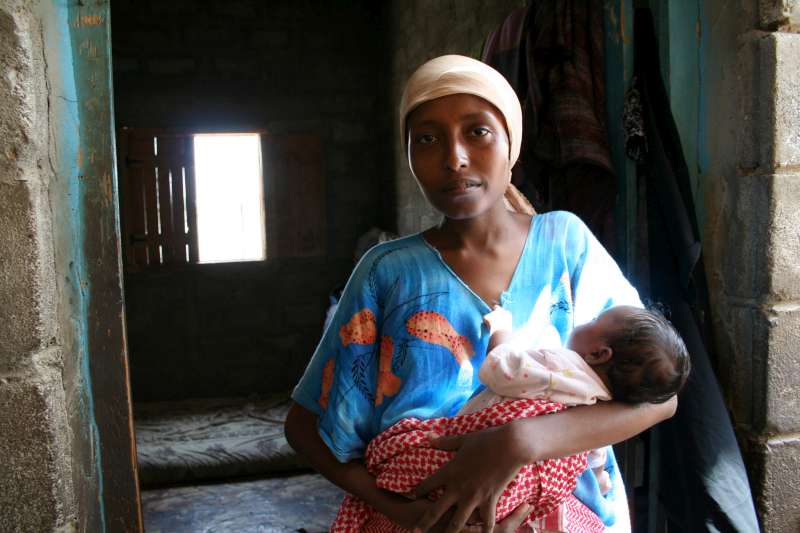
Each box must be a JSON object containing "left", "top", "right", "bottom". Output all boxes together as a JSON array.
[{"left": 399, "top": 54, "right": 524, "bottom": 166}]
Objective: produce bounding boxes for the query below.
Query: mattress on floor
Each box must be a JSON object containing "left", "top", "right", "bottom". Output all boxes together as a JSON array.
[{"left": 135, "top": 394, "right": 309, "bottom": 487}]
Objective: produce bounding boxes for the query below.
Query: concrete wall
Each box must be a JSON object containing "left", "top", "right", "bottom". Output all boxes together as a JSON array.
[
  {"left": 110, "top": 0, "right": 393, "bottom": 401},
  {"left": 703, "top": 0, "right": 800, "bottom": 530},
  {"left": 388, "top": 0, "right": 526, "bottom": 236},
  {"left": 1, "top": 0, "right": 139, "bottom": 531}
]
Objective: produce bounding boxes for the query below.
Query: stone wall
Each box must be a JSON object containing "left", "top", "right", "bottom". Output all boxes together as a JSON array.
[
  {"left": 110, "top": 0, "right": 393, "bottom": 401},
  {"left": 1, "top": 1, "right": 136, "bottom": 530},
  {"left": 388, "top": 0, "right": 526, "bottom": 235},
  {"left": 1, "top": 3, "right": 79, "bottom": 530},
  {"left": 703, "top": 0, "right": 800, "bottom": 530}
]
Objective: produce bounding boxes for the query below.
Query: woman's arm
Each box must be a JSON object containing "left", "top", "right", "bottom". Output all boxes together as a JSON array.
[
  {"left": 284, "top": 402, "right": 434, "bottom": 529},
  {"left": 508, "top": 396, "right": 676, "bottom": 462},
  {"left": 286, "top": 401, "right": 535, "bottom": 533},
  {"left": 412, "top": 397, "right": 677, "bottom": 533}
]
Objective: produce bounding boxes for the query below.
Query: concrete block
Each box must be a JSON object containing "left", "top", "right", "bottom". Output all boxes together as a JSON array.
[
  {"left": 717, "top": 174, "right": 772, "bottom": 301},
  {"left": 766, "top": 172, "right": 800, "bottom": 300},
  {"left": 718, "top": 304, "right": 759, "bottom": 431},
  {"left": 0, "top": 5, "right": 38, "bottom": 186},
  {"left": 726, "top": 303, "right": 800, "bottom": 434},
  {"left": 0, "top": 366, "right": 74, "bottom": 532},
  {"left": 731, "top": 31, "right": 762, "bottom": 172},
  {"left": 0, "top": 182, "right": 55, "bottom": 368},
  {"left": 760, "top": 33, "right": 800, "bottom": 169},
  {"left": 749, "top": 435, "right": 800, "bottom": 532},
  {"left": 759, "top": 0, "right": 800, "bottom": 31},
  {"left": 720, "top": 172, "right": 800, "bottom": 302},
  {"left": 762, "top": 305, "right": 800, "bottom": 433}
]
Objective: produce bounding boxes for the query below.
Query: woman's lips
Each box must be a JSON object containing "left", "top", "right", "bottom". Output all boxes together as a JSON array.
[{"left": 442, "top": 179, "right": 482, "bottom": 194}]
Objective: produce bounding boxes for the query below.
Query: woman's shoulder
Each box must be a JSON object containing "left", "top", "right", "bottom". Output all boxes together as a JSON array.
[
  {"left": 350, "top": 233, "right": 434, "bottom": 280},
  {"left": 357, "top": 232, "right": 427, "bottom": 262},
  {"left": 532, "top": 211, "right": 593, "bottom": 247},
  {"left": 534, "top": 210, "right": 586, "bottom": 230}
]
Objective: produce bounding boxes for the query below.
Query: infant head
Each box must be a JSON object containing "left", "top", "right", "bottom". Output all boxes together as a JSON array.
[{"left": 567, "top": 305, "right": 690, "bottom": 404}]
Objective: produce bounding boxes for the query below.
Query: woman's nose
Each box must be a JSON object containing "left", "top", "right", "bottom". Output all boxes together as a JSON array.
[{"left": 444, "top": 137, "right": 468, "bottom": 171}]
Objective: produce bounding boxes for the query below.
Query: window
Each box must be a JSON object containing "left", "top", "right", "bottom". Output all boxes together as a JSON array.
[
  {"left": 117, "top": 128, "right": 266, "bottom": 269},
  {"left": 193, "top": 134, "right": 265, "bottom": 263},
  {"left": 118, "top": 128, "right": 326, "bottom": 270}
]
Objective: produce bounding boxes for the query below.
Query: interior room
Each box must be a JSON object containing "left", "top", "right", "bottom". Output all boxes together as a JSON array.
[{"left": 2, "top": 0, "right": 799, "bottom": 532}]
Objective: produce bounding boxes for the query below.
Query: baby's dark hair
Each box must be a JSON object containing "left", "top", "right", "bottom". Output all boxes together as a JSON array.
[{"left": 603, "top": 308, "right": 690, "bottom": 404}]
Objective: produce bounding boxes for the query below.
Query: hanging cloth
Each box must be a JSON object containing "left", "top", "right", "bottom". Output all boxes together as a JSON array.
[
  {"left": 632, "top": 9, "right": 760, "bottom": 532},
  {"left": 482, "top": 1, "right": 616, "bottom": 250}
]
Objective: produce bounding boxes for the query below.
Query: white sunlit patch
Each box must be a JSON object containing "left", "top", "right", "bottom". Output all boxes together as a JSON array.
[{"left": 193, "top": 134, "right": 265, "bottom": 263}]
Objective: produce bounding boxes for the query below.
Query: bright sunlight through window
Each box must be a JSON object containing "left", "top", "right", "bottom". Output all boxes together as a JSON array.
[{"left": 193, "top": 134, "right": 265, "bottom": 263}]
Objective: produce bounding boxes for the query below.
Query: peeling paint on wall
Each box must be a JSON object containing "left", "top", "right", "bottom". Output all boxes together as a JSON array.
[{"left": 38, "top": 0, "right": 140, "bottom": 530}]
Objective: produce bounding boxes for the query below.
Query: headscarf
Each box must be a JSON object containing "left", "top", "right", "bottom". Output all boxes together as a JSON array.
[
  {"left": 399, "top": 54, "right": 524, "bottom": 167},
  {"left": 399, "top": 55, "right": 533, "bottom": 215}
]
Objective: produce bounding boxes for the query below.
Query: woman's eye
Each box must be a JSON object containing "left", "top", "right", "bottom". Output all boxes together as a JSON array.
[
  {"left": 471, "top": 127, "right": 491, "bottom": 137},
  {"left": 416, "top": 134, "right": 437, "bottom": 144}
]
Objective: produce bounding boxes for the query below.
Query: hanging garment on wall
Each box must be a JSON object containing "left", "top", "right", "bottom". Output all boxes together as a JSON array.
[
  {"left": 632, "top": 9, "right": 760, "bottom": 533},
  {"left": 482, "top": 1, "right": 616, "bottom": 250}
]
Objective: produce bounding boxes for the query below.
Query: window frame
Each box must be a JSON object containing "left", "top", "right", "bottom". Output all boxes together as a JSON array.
[{"left": 117, "top": 127, "right": 269, "bottom": 272}]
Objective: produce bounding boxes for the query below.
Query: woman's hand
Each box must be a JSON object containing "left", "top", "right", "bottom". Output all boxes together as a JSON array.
[
  {"left": 403, "top": 498, "right": 531, "bottom": 533},
  {"left": 410, "top": 397, "right": 678, "bottom": 532},
  {"left": 411, "top": 423, "right": 531, "bottom": 533},
  {"left": 493, "top": 503, "right": 533, "bottom": 533}
]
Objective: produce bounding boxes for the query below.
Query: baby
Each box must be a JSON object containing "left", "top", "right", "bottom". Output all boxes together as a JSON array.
[
  {"left": 461, "top": 304, "right": 691, "bottom": 493},
  {"left": 331, "top": 305, "right": 690, "bottom": 532}
]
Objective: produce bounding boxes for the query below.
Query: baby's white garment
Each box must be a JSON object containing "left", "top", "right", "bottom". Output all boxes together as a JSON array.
[{"left": 458, "top": 345, "right": 611, "bottom": 415}]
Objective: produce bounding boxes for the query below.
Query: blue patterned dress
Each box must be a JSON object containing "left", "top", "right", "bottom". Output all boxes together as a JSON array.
[{"left": 292, "top": 211, "right": 641, "bottom": 526}]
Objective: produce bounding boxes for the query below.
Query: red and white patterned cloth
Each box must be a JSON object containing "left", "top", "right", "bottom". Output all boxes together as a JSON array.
[{"left": 330, "top": 398, "right": 606, "bottom": 532}]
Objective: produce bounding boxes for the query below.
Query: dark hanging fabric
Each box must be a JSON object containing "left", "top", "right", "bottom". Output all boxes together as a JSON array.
[
  {"left": 482, "top": 1, "right": 616, "bottom": 251},
  {"left": 632, "top": 9, "right": 760, "bottom": 532}
]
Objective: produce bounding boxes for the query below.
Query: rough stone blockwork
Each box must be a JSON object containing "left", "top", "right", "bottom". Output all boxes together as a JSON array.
[
  {"left": 0, "top": 3, "right": 56, "bottom": 370},
  {"left": 749, "top": 436, "right": 800, "bottom": 532},
  {"left": 751, "top": 34, "right": 800, "bottom": 436},
  {"left": 709, "top": 18, "right": 800, "bottom": 531},
  {"left": 760, "top": 33, "right": 800, "bottom": 169},
  {"left": 0, "top": 365, "right": 74, "bottom": 532},
  {"left": 760, "top": 0, "right": 800, "bottom": 31},
  {"left": 0, "top": 2, "right": 78, "bottom": 531}
]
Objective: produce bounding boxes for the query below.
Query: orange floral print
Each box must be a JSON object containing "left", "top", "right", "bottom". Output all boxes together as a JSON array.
[
  {"left": 406, "top": 311, "right": 474, "bottom": 365},
  {"left": 339, "top": 308, "right": 377, "bottom": 347}
]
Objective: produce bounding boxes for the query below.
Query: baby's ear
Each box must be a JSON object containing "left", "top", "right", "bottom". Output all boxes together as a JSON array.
[{"left": 586, "top": 345, "right": 613, "bottom": 365}]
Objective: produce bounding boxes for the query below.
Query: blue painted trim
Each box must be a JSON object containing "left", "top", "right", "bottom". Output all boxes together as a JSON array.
[{"left": 48, "top": 2, "right": 109, "bottom": 529}]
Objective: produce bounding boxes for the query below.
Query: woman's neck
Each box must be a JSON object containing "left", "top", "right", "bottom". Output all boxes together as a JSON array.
[{"left": 427, "top": 204, "right": 529, "bottom": 253}]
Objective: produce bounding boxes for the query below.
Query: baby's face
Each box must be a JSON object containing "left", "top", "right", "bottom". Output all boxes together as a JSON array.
[{"left": 566, "top": 306, "right": 638, "bottom": 358}]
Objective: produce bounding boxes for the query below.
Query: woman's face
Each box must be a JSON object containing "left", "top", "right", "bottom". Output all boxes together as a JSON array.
[{"left": 406, "top": 94, "right": 512, "bottom": 220}]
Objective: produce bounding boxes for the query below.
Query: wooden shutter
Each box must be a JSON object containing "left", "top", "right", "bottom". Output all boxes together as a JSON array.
[
  {"left": 118, "top": 128, "right": 199, "bottom": 270},
  {"left": 263, "top": 134, "right": 326, "bottom": 257}
]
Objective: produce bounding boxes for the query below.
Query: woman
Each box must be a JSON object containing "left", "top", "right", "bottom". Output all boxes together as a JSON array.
[{"left": 284, "top": 55, "right": 676, "bottom": 532}]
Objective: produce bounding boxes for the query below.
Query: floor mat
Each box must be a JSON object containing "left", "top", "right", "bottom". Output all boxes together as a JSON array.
[
  {"left": 135, "top": 394, "right": 308, "bottom": 487},
  {"left": 142, "top": 472, "right": 344, "bottom": 533}
]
